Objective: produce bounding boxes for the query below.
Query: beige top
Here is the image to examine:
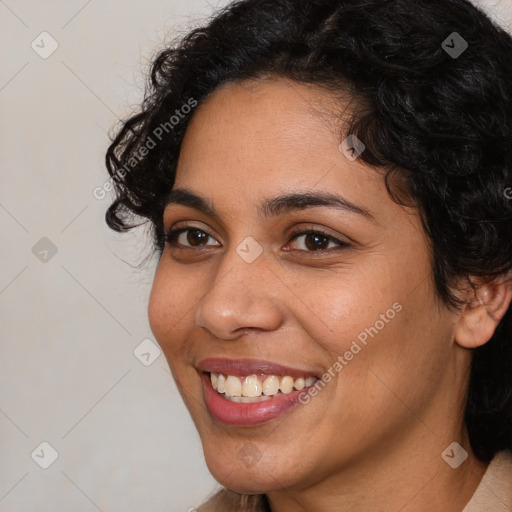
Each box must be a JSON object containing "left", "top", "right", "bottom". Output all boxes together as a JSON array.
[
  {"left": 197, "top": 450, "right": 512, "bottom": 512},
  {"left": 462, "top": 450, "right": 512, "bottom": 512}
]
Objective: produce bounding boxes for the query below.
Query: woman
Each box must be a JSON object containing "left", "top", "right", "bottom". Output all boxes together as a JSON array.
[{"left": 105, "top": 0, "right": 512, "bottom": 510}]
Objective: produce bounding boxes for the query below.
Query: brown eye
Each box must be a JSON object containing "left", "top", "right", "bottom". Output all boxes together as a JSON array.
[
  {"left": 305, "top": 233, "right": 330, "bottom": 250},
  {"left": 164, "top": 227, "right": 221, "bottom": 248},
  {"left": 288, "top": 230, "right": 350, "bottom": 252},
  {"left": 186, "top": 229, "right": 209, "bottom": 246}
]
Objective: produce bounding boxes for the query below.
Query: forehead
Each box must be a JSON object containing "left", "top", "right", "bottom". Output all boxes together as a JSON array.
[{"left": 174, "top": 77, "right": 380, "bottom": 197}]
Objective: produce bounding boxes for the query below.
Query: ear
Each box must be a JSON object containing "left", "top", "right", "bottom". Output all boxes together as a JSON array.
[{"left": 454, "top": 274, "right": 512, "bottom": 349}]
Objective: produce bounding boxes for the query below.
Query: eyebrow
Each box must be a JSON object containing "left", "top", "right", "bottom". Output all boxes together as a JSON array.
[{"left": 164, "top": 188, "right": 375, "bottom": 221}]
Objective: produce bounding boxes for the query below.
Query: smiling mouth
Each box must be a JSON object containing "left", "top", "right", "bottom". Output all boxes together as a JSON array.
[
  {"left": 198, "top": 359, "right": 322, "bottom": 425},
  {"left": 209, "top": 372, "right": 318, "bottom": 403}
]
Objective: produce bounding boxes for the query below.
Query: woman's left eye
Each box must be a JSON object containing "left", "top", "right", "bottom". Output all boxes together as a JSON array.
[{"left": 287, "top": 230, "right": 350, "bottom": 252}]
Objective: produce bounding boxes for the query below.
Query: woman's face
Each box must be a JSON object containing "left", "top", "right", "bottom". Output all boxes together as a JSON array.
[{"left": 148, "top": 78, "right": 465, "bottom": 494}]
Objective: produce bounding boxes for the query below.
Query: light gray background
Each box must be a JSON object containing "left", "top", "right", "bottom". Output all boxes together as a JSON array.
[{"left": 1, "top": 1, "right": 511, "bottom": 511}]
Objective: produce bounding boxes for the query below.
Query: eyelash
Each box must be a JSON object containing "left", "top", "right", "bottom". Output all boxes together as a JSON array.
[{"left": 163, "top": 226, "right": 350, "bottom": 253}]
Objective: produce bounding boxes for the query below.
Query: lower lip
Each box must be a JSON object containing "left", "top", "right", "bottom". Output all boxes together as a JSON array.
[{"left": 201, "top": 373, "right": 308, "bottom": 426}]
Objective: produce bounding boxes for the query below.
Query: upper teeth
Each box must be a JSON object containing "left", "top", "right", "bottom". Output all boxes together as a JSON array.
[{"left": 210, "top": 373, "right": 316, "bottom": 398}]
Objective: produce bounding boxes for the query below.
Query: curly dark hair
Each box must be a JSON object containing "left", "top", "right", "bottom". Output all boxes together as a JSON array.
[{"left": 105, "top": 0, "right": 512, "bottom": 463}]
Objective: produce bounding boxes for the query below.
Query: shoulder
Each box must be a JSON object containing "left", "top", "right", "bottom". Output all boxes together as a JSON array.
[
  {"left": 462, "top": 450, "right": 512, "bottom": 512},
  {"left": 196, "top": 489, "right": 267, "bottom": 512},
  {"left": 196, "top": 489, "right": 242, "bottom": 512}
]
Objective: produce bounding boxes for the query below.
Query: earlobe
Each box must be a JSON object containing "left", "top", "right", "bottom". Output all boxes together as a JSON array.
[{"left": 454, "top": 275, "right": 512, "bottom": 349}]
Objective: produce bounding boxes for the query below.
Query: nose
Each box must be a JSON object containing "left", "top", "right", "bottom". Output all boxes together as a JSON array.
[{"left": 194, "top": 245, "right": 284, "bottom": 340}]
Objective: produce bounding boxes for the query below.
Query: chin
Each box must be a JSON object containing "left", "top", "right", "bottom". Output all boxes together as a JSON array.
[
  {"left": 203, "top": 444, "right": 304, "bottom": 495},
  {"left": 207, "top": 467, "right": 280, "bottom": 495}
]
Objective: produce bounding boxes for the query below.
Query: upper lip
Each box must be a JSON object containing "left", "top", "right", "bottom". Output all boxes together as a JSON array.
[{"left": 197, "top": 357, "right": 320, "bottom": 379}]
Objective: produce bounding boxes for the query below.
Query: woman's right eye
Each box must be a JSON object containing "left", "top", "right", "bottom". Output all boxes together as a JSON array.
[{"left": 164, "top": 227, "right": 221, "bottom": 248}]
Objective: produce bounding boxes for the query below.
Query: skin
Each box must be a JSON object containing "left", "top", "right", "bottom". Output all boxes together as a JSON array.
[{"left": 148, "top": 77, "right": 512, "bottom": 512}]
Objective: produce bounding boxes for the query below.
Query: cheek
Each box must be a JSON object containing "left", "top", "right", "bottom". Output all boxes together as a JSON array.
[
  {"left": 323, "top": 278, "right": 451, "bottom": 434},
  {"left": 280, "top": 260, "right": 399, "bottom": 360},
  {"left": 293, "top": 252, "right": 445, "bottom": 410},
  {"left": 147, "top": 265, "right": 170, "bottom": 346},
  {"left": 148, "top": 262, "right": 205, "bottom": 406},
  {"left": 147, "top": 259, "right": 194, "bottom": 357}
]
